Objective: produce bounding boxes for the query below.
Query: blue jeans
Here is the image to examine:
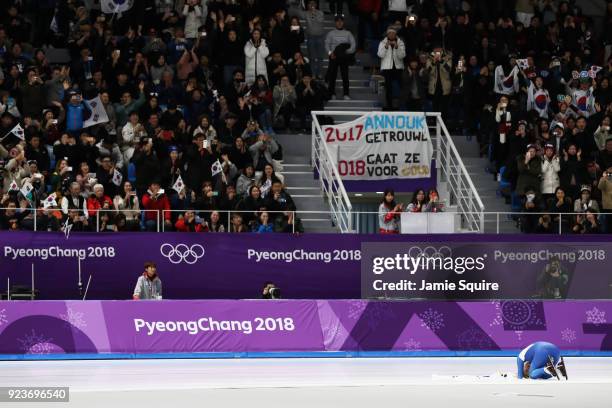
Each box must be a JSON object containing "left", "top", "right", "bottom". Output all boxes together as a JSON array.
[
  {"left": 145, "top": 219, "right": 157, "bottom": 232},
  {"left": 306, "top": 35, "right": 325, "bottom": 78},
  {"left": 258, "top": 109, "right": 274, "bottom": 130}
]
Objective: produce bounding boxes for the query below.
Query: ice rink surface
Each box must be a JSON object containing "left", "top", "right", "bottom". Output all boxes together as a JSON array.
[{"left": 0, "top": 357, "right": 610, "bottom": 407}]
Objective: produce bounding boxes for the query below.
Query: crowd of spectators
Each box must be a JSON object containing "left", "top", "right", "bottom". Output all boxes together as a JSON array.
[
  {"left": 0, "top": 0, "right": 338, "bottom": 233},
  {"left": 364, "top": 0, "right": 612, "bottom": 234}
]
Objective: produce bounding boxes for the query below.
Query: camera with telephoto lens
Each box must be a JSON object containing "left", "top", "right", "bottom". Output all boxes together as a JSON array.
[{"left": 269, "top": 287, "right": 281, "bottom": 299}]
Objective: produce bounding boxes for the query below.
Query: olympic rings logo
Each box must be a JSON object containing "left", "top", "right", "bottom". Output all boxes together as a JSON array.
[
  {"left": 160, "top": 243, "right": 205, "bottom": 264},
  {"left": 407, "top": 246, "right": 452, "bottom": 260}
]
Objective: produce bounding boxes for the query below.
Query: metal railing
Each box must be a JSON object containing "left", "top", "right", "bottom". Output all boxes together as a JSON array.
[
  {"left": 2, "top": 208, "right": 610, "bottom": 235},
  {"left": 310, "top": 112, "right": 353, "bottom": 232},
  {"left": 431, "top": 114, "right": 485, "bottom": 232},
  {"left": 159, "top": 209, "right": 299, "bottom": 234},
  {"left": 310, "top": 111, "right": 485, "bottom": 233}
]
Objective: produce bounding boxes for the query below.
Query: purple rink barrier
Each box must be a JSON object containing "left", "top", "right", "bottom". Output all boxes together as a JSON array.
[
  {"left": 1, "top": 232, "right": 612, "bottom": 300},
  {"left": 0, "top": 300, "right": 611, "bottom": 357}
]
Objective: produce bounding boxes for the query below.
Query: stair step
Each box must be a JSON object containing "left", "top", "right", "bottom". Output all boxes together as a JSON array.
[
  {"left": 333, "top": 80, "right": 370, "bottom": 86},
  {"left": 282, "top": 156, "right": 311, "bottom": 165},
  {"left": 327, "top": 99, "right": 379, "bottom": 107},
  {"left": 322, "top": 64, "right": 367, "bottom": 71},
  {"left": 282, "top": 163, "right": 312, "bottom": 168},
  {"left": 282, "top": 170, "right": 313, "bottom": 175},
  {"left": 291, "top": 194, "right": 323, "bottom": 198},
  {"left": 325, "top": 106, "right": 381, "bottom": 112},
  {"left": 282, "top": 171, "right": 316, "bottom": 180}
]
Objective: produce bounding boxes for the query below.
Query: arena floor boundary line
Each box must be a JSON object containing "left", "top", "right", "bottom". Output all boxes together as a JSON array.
[{"left": 3, "top": 350, "right": 612, "bottom": 361}]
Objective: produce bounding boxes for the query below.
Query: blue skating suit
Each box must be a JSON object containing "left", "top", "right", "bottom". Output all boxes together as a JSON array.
[{"left": 517, "top": 341, "right": 561, "bottom": 379}]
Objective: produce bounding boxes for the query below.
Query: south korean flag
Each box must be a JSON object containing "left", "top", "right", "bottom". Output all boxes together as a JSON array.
[
  {"left": 83, "top": 95, "right": 110, "bottom": 128},
  {"left": 211, "top": 160, "right": 223, "bottom": 177},
  {"left": 172, "top": 175, "right": 185, "bottom": 193},
  {"left": 101, "top": 0, "right": 133, "bottom": 14},
  {"left": 112, "top": 168, "right": 123, "bottom": 186},
  {"left": 8, "top": 123, "right": 24, "bottom": 140},
  {"left": 516, "top": 58, "right": 529, "bottom": 70},
  {"left": 20, "top": 180, "right": 34, "bottom": 199},
  {"left": 43, "top": 193, "right": 58, "bottom": 209}
]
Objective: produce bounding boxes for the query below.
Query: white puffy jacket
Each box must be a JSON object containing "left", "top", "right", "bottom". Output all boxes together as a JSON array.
[
  {"left": 244, "top": 39, "right": 269, "bottom": 85},
  {"left": 540, "top": 156, "right": 560, "bottom": 194},
  {"left": 377, "top": 37, "right": 406, "bottom": 71},
  {"left": 182, "top": 5, "right": 203, "bottom": 39}
]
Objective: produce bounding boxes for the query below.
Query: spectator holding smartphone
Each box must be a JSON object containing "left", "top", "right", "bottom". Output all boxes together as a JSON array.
[
  {"left": 175, "top": 208, "right": 206, "bottom": 232},
  {"left": 113, "top": 180, "right": 140, "bottom": 231},
  {"left": 378, "top": 27, "right": 405, "bottom": 110},
  {"left": 516, "top": 144, "right": 542, "bottom": 198}
]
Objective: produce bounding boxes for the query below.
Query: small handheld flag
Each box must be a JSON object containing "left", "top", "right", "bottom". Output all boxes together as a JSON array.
[
  {"left": 516, "top": 58, "right": 529, "bottom": 70},
  {"left": 112, "top": 168, "right": 123, "bottom": 186},
  {"left": 260, "top": 179, "right": 272, "bottom": 197},
  {"left": 101, "top": 0, "right": 133, "bottom": 14},
  {"left": 10, "top": 123, "right": 24, "bottom": 140},
  {"left": 43, "top": 193, "right": 57, "bottom": 209},
  {"left": 1, "top": 123, "right": 25, "bottom": 141},
  {"left": 20, "top": 181, "right": 34, "bottom": 198},
  {"left": 172, "top": 175, "right": 185, "bottom": 193},
  {"left": 211, "top": 160, "right": 223, "bottom": 176},
  {"left": 83, "top": 95, "right": 110, "bottom": 128}
]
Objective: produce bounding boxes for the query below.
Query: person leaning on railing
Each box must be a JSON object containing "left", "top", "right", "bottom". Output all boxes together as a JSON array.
[
  {"left": 113, "top": 180, "right": 140, "bottom": 231},
  {"left": 86, "top": 184, "right": 112, "bottom": 222},
  {"left": 572, "top": 208, "right": 601, "bottom": 234},
  {"left": 406, "top": 189, "right": 427, "bottom": 212},
  {"left": 571, "top": 185, "right": 600, "bottom": 234},
  {"left": 175, "top": 209, "right": 206, "bottom": 232},
  {"left": 0, "top": 197, "right": 24, "bottom": 230},
  {"left": 378, "top": 188, "right": 403, "bottom": 234},
  {"left": 423, "top": 189, "right": 444, "bottom": 212},
  {"left": 520, "top": 186, "right": 544, "bottom": 233},
  {"left": 598, "top": 167, "right": 612, "bottom": 232},
  {"left": 207, "top": 211, "right": 226, "bottom": 233},
  {"left": 141, "top": 181, "right": 172, "bottom": 231},
  {"left": 546, "top": 187, "right": 573, "bottom": 233},
  {"left": 264, "top": 180, "right": 302, "bottom": 233}
]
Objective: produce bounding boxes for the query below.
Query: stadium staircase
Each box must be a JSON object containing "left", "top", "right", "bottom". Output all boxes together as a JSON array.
[
  {"left": 450, "top": 136, "right": 517, "bottom": 233},
  {"left": 279, "top": 1, "right": 364, "bottom": 233},
  {"left": 290, "top": 2, "right": 505, "bottom": 234},
  {"left": 290, "top": 0, "right": 607, "bottom": 234},
  {"left": 279, "top": 4, "right": 384, "bottom": 233}
]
